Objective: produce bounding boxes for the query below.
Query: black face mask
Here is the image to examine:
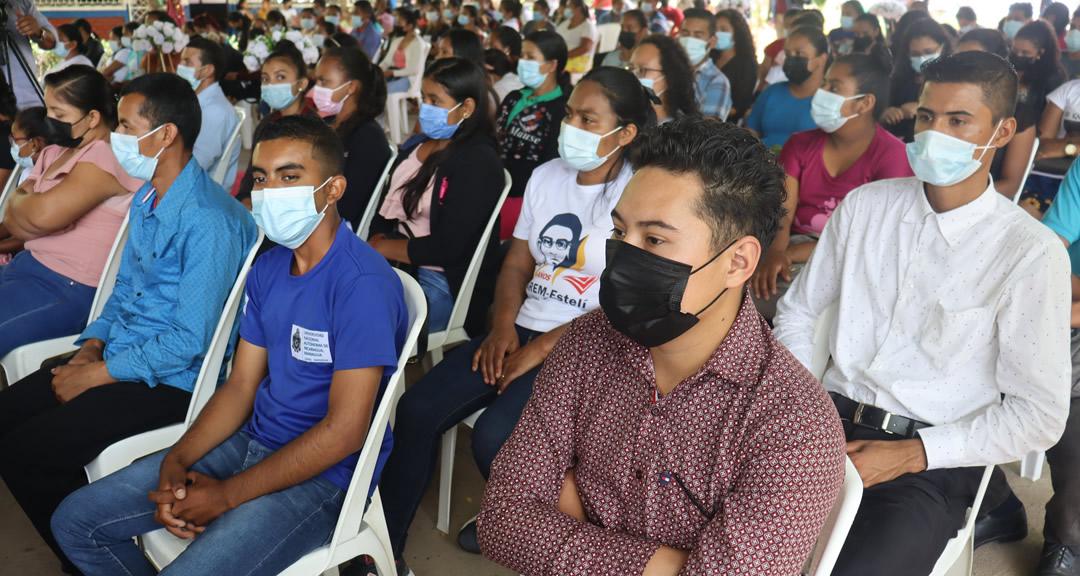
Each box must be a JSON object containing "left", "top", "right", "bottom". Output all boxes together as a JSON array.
[
  {"left": 618, "top": 31, "right": 637, "bottom": 50},
  {"left": 599, "top": 237, "right": 737, "bottom": 348},
  {"left": 393, "top": 25, "right": 404, "bottom": 36},
  {"left": 1010, "top": 54, "right": 1035, "bottom": 72},
  {"left": 782, "top": 56, "right": 813, "bottom": 85},
  {"left": 852, "top": 35, "right": 872, "bottom": 53},
  {"left": 44, "top": 113, "right": 89, "bottom": 148}
]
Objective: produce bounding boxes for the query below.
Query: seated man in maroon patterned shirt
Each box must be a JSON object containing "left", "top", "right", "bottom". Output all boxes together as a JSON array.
[{"left": 476, "top": 116, "right": 847, "bottom": 575}]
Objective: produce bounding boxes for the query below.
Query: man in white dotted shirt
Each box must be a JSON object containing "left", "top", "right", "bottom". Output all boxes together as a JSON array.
[{"left": 774, "top": 50, "right": 1073, "bottom": 576}]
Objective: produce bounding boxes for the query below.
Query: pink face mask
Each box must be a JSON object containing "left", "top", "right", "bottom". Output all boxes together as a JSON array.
[{"left": 312, "top": 82, "right": 350, "bottom": 116}]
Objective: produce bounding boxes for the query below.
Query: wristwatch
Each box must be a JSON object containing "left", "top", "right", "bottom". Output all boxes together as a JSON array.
[{"left": 1067, "top": 143, "right": 1077, "bottom": 157}]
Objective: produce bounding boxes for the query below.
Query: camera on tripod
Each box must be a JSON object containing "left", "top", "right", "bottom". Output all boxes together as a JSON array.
[{"left": 0, "top": 0, "right": 45, "bottom": 104}]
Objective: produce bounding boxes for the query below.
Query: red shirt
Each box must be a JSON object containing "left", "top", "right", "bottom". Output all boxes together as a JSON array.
[
  {"left": 779, "top": 125, "right": 915, "bottom": 236},
  {"left": 477, "top": 294, "right": 847, "bottom": 575},
  {"left": 659, "top": 5, "right": 683, "bottom": 35}
]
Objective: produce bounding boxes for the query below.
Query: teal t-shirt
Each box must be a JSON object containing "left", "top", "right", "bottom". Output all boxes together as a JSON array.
[{"left": 1042, "top": 159, "right": 1080, "bottom": 276}]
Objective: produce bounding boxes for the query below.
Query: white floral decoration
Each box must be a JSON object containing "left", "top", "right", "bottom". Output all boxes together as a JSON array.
[
  {"left": 868, "top": 0, "right": 907, "bottom": 21},
  {"left": 132, "top": 22, "right": 189, "bottom": 54},
  {"left": 242, "top": 30, "right": 320, "bottom": 72}
]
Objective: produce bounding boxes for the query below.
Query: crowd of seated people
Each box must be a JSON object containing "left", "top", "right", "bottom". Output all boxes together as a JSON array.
[{"left": 0, "top": 3, "right": 1077, "bottom": 576}]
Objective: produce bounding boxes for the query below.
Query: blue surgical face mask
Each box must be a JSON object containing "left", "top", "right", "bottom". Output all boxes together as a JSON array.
[
  {"left": 108, "top": 40, "right": 121, "bottom": 53},
  {"left": 313, "top": 33, "right": 326, "bottom": 47},
  {"left": 810, "top": 88, "right": 864, "bottom": 133},
  {"left": 177, "top": 64, "right": 205, "bottom": 91},
  {"left": 252, "top": 178, "right": 333, "bottom": 249},
  {"left": 426, "top": 11, "right": 440, "bottom": 22},
  {"left": 111, "top": 125, "right": 167, "bottom": 181},
  {"left": 54, "top": 41, "right": 70, "bottom": 59},
  {"left": 121, "top": 36, "right": 133, "bottom": 48},
  {"left": 563, "top": 8, "right": 573, "bottom": 18},
  {"left": 641, "top": 2, "right": 654, "bottom": 14},
  {"left": 326, "top": 14, "right": 341, "bottom": 26},
  {"left": 1068, "top": 29, "right": 1080, "bottom": 53},
  {"left": 262, "top": 82, "right": 298, "bottom": 110},
  {"left": 301, "top": 18, "right": 316, "bottom": 30},
  {"left": 841, "top": 16, "right": 854, "bottom": 29},
  {"left": 714, "top": 31, "right": 733, "bottom": 50},
  {"left": 419, "top": 102, "right": 463, "bottom": 139},
  {"left": 458, "top": 14, "right": 470, "bottom": 25},
  {"left": 679, "top": 36, "right": 708, "bottom": 64},
  {"left": 352, "top": 15, "right": 365, "bottom": 27},
  {"left": 271, "top": 25, "right": 283, "bottom": 33},
  {"left": 906, "top": 120, "right": 1002, "bottom": 187},
  {"left": 532, "top": 11, "right": 544, "bottom": 21},
  {"left": 518, "top": 59, "right": 547, "bottom": 89},
  {"left": 558, "top": 122, "right": 623, "bottom": 172},
  {"left": 444, "top": 8, "right": 454, "bottom": 19},
  {"left": 639, "top": 74, "right": 665, "bottom": 96},
  {"left": 9, "top": 141, "right": 33, "bottom": 170},
  {"left": 910, "top": 52, "right": 940, "bottom": 74},
  {"left": 1004, "top": 19, "right": 1023, "bottom": 39},
  {"left": 493, "top": 11, "right": 504, "bottom": 21}
]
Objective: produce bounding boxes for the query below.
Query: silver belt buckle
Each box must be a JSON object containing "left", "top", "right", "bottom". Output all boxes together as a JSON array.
[{"left": 854, "top": 403, "right": 894, "bottom": 433}]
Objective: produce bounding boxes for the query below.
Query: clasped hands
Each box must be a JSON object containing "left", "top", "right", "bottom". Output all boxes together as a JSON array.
[
  {"left": 471, "top": 324, "right": 545, "bottom": 393},
  {"left": 149, "top": 457, "right": 233, "bottom": 539},
  {"left": 50, "top": 340, "right": 116, "bottom": 403}
]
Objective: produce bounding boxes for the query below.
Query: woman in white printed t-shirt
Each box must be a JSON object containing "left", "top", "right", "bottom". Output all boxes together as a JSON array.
[
  {"left": 1038, "top": 78, "right": 1080, "bottom": 161},
  {"left": 376, "top": 67, "right": 658, "bottom": 568}
]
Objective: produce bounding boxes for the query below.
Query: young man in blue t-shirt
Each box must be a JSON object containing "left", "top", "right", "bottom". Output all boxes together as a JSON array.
[{"left": 51, "top": 115, "right": 409, "bottom": 575}]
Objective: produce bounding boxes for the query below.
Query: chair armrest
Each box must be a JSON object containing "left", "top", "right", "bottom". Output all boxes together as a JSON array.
[
  {"left": 1, "top": 335, "right": 79, "bottom": 385},
  {"left": 84, "top": 424, "right": 186, "bottom": 483}
]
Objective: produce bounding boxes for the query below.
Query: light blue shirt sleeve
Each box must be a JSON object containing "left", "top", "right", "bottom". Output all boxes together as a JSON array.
[
  {"left": 103, "top": 212, "right": 251, "bottom": 386},
  {"left": 698, "top": 67, "right": 732, "bottom": 121},
  {"left": 193, "top": 86, "right": 238, "bottom": 175}
]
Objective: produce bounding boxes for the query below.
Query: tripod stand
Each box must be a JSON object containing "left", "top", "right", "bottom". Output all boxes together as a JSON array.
[{"left": 0, "top": 6, "right": 44, "bottom": 105}]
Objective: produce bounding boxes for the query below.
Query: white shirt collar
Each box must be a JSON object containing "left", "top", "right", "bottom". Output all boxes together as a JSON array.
[{"left": 901, "top": 177, "right": 999, "bottom": 247}]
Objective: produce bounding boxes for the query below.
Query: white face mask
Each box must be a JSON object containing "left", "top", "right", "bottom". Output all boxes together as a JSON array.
[
  {"left": 905, "top": 120, "right": 1003, "bottom": 187},
  {"left": 810, "top": 89, "right": 864, "bottom": 133},
  {"left": 557, "top": 122, "right": 622, "bottom": 172},
  {"left": 252, "top": 178, "right": 333, "bottom": 249}
]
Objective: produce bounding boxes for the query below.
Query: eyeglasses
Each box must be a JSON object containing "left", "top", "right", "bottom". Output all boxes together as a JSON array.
[
  {"left": 538, "top": 237, "right": 571, "bottom": 250},
  {"left": 7, "top": 135, "right": 29, "bottom": 147},
  {"left": 625, "top": 65, "right": 663, "bottom": 78}
]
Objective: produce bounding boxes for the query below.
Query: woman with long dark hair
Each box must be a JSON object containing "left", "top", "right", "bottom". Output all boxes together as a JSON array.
[
  {"left": 881, "top": 17, "right": 952, "bottom": 141},
  {"left": 369, "top": 57, "right": 503, "bottom": 333},
  {"left": 373, "top": 66, "right": 657, "bottom": 574},
  {"left": 713, "top": 8, "right": 757, "bottom": 123},
  {"left": 631, "top": 35, "right": 699, "bottom": 123},
  {"left": 497, "top": 30, "right": 571, "bottom": 238},
  {"left": 312, "top": 46, "right": 391, "bottom": 230},
  {"left": 1012, "top": 21, "right": 1065, "bottom": 131}
]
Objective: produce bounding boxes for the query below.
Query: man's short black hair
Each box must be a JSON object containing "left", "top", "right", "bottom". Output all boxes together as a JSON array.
[
  {"left": 121, "top": 73, "right": 201, "bottom": 153},
  {"left": 631, "top": 117, "right": 787, "bottom": 254},
  {"left": 921, "top": 50, "right": 1017, "bottom": 123},
  {"left": 185, "top": 36, "right": 227, "bottom": 83},
  {"left": 682, "top": 8, "right": 716, "bottom": 35},
  {"left": 1010, "top": 2, "right": 1033, "bottom": 19},
  {"left": 623, "top": 9, "right": 647, "bottom": 31},
  {"left": 956, "top": 6, "right": 976, "bottom": 21},
  {"left": 355, "top": 0, "right": 373, "bottom": 13},
  {"left": 253, "top": 115, "right": 345, "bottom": 180}
]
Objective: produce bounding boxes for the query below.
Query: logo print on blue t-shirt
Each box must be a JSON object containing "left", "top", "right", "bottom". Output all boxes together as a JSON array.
[{"left": 292, "top": 327, "right": 302, "bottom": 354}]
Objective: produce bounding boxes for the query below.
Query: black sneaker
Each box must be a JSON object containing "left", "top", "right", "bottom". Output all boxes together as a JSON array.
[
  {"left": 342, "top": 555, "right": 414, "bottom": 576},
  {"left": 1037, "top": 542, "right": 1080, "bottom": 576},
  {"left": 457, "top": 515, "right": 481, "bottom": 554}
]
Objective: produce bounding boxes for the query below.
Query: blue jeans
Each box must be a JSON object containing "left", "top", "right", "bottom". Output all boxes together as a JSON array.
[
  {"left": 380, "top": 325, "right": 544, "bottom": 558},
  {"left": 0, "top": 252, "right": 96, "bottom": 357},
  {"left": 386, "top": 76, "right": 411, "bottom": 93},
  {"left": 417, "top": 267, "right": 452, "bottom": 332},
  {"left": 52, "top": 431, "right": 345, "bottom": 576}
]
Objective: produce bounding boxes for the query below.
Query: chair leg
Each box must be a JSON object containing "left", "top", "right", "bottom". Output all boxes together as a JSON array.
[
  {"left": 437, "top": 426, "right": 456, "bottom": 534},
  {"left": 430, "top": 346, "right": 444, "bottom": 366}
]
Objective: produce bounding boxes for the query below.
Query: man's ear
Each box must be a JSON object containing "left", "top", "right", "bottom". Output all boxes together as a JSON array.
[
  {"left": 158, "top": 123, "right": 181, "bottom": 151},
  {"left": 726, "top": 235, "right": 761, "bottom": 287},
  {"left": 323, "top": 174, "right": 347, "bottom": 206},
  {"left": 992, "top": 116, "right": 1018, "bottom": 150}
]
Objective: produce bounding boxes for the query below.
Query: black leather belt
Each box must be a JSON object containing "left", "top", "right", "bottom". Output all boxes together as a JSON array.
[{"left": 830, "top": 393, "right": 931, "bottom": 438}]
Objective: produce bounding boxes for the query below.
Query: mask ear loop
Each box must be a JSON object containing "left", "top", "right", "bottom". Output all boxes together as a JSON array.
[
  {"left": 974, "top": 119, "right": 1005, "bottom": 162},
  {"left": 313, "top": 176, "right": 335, "bottom": 215},
  {"left": 688, "top": 236, "right": 741, "bottom": 317},
  {"left": 595, "top": 125, "right": 625, "bottom": 163}
]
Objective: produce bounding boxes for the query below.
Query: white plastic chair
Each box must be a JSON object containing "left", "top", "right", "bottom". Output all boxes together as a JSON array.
[
  {"left": 137, "top": 269, "right": 428, "bottom": 576},
  {"left": 596, "top": 22, "right": 620, "bottom": 54},
  {"left": 809, "top": 301, "right": 994, "bottom": 576},
  {"left": 385, "top": 39, "right": 431, "bottom": 146},
  {"left": 84, "top": 231, "right": 265, "bottom": 483},
  {"left": 432, "top": 170, "right": 512, "bottom": 534},
  {"left": 0, "top": 213, "right": 130, "bottom": 386},
  {"left": 1020, "top": 451, "right": 1045, "bottom": 481},
  {"left": 0, "top": 164, "right": 25, "bottom": 221},
  {"left": 210, "top": 105, "right": 248, "bottom": 188},
  {"left": 1015, "top": 136, "right": 1039, "bottom": 205},
  {"left": 807, "top": 456, "right": 863, "bottom": 576},
  {"left": 353, "top": 144, "right": 400, "bottom": 242}
]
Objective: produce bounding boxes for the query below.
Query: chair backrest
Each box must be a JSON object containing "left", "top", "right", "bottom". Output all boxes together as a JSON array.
[
  {"left": 596, "top": 22, "right": 621, "bottom": 54},
  {"left": 1016, "top": 137, "right": 1039, "bottom": 205},
  {"left": 86, "top": 213, "right": 132, "bottom": 325},
  {"left": 183, "top": 230, "right": 265, "bottom": 427},
  {"left": 0, "top": 164, "right": 24, "bottom": 221},
  {"left": 433, "top": 169, "right": 512, "bottom": 344},
  {"left": 324, "top": 269, "right": 428, "bottom": 551},
  {"left": 810, "top": 301, "right": 840, "bottom": 381},
  {"left": 211, "top": 105, "right": 247, "bottom": 188},
  {"left": 807, "top": 456, "right": 863, "bottom": 575},
  {"left": 407, "top": 39, "right": 432, "bottom": 97},
  {"left": 354, "top": 144, "right": 400, "bottom": 241}
]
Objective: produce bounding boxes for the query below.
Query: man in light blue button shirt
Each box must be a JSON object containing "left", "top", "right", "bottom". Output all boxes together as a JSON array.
[
  {"left": 181, "top": 36, "right": 241, "bottom": 190},
  {"left": 0, "top": 73, "right": 257, "bottom": 573}
]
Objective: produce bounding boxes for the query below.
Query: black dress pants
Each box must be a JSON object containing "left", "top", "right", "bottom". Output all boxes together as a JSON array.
[
  {"left": 0, "top": 360, "right": 190, "bottom": 569},
  {"left": 831, "top": 423, "right": 985, "bottom": 576}
]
